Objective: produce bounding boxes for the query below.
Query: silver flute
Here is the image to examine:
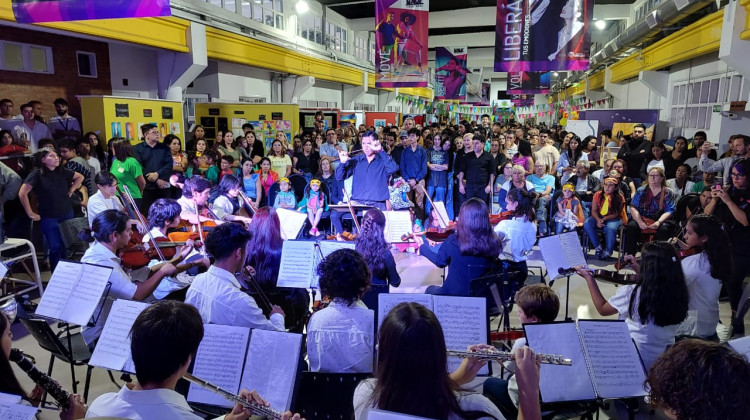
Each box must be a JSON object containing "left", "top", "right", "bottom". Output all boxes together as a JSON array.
[
  {"left": 447, "top": 350, "right": 573, "bottom": 366},
  {"left": 183, "top": 373, "right": 284, "bottom": 419}
]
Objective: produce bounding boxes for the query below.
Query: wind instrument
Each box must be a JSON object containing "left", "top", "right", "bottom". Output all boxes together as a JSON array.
[
  {"left": 447, "top": 349, "right": 572, "bottom": 366},
  {"left": 183, "top": 372, "right": 283, "bottom": 419},
  {"left": 10, "top": 348, "right": 71, "bottom": 408}
]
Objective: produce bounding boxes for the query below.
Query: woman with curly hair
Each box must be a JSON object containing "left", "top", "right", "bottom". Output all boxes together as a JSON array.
[
  {"left": 356, "top": 209, "right": 401, "bottom": 312},
  {"left": 306, "top": 249, "right": 373, "bottom": 373},
  {"left": 647, "top": 339, "right": 750, "bottom": 420}
]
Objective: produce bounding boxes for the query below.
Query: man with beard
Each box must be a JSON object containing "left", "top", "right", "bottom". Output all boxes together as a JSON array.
[
  {"left": 617, "top": 123, "right": 652, "bottom": 185},
  {"left": 48, "top": 98, "right": 81, "bottom": 141}
]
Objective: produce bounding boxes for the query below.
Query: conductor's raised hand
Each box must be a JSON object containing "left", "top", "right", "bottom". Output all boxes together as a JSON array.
[
  {"left": 338, "top": 149, "right": 350, "bottom": 164},
  {"left": 370, "top": 139, "right": 382, "bottom": 153}
]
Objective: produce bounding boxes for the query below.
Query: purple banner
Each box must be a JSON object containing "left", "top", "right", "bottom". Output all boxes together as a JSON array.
[
  {"left": 435, "top": 47, "right": 469, "bottom": 100},
  {"left": 12, "top": 0, "right": 171, "bottom": 23},
  {"left": 506, "top": 71, "right": 550, "bottom": 94},
  {"left": 375, "top": 0, "right": 430, "bottom": 88},
  {"left": 494, "top": 0, "right": 593, "bottom": 72}
]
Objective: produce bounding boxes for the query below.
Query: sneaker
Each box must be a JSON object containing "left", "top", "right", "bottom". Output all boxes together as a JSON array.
[
  {"left": 594, "top": 245, "right": 603, "bottom": 259},
  {"left": 600, "top": 250, "right": 612, "bottom": 260}
]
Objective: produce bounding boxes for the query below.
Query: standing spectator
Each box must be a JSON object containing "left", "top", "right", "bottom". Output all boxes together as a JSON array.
[
  {"left": 0, "top": 99, "right": 18, "bottom": 121},
  {"left": 534, "top": 130, "right": 559, "bottom": 176},
  {"left": 133, "top": 124, "right": 173, "bottom": 215},
  {"left": 84, "top": 131, "right": 108, "bottom": 171},
  {"left": 9, "top": 103, "right": 51, "bottom": 152},
  {"left": 526, "top": 162, "right": 555, "bottom": 235},
  {"left": 77, "top": 136, "right": 101, "bottom": 176},
  {"left": 617, "top": 124, "right": 652, "bottom": 185},
  {"left": 443, "top": 136, "right": 456, "bottom": 220},
  {"left": 58, "top": 139, "right": 94, "bottom": 196},
  {"left": 664, "top": 136, "right": 689, "bottom": 179},
  {"left": 684, "top": 131, "right": 718, "bottom": 160},
  {"left": 640, "top": 141, "right": 667, "bottom": 181},
  {"left": 400, "top": 128, "right": 427, "bottom": 221},
  {"left": 425, "top": 132, "right": 449, "bottom": 216},
  {"left": 557, "top": 134, "right": 587, "bottom": 184},
  {"left": 217, "top": 131, "right": 241, "bottom": 168},
  {"left": 390, "top": 130, "right": 409, "bottom": 166},
  {"left": 457, "top": 134, "right": 496, "bottom": 204},
  {"left": 698, "top": 135, "right": 749, "bottom": 185},
  {"left": 47, "top": 98, "right": 80, "bottom": 141},
  {"left": 109, "top": 137, "right": 146, "bottom": 210}
]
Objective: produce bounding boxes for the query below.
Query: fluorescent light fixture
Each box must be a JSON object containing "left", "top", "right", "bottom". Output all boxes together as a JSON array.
[
  {"left": 595, "top": 19, "right": 606, "bottom": 30},
  {"left": 295, "top": 0, "right": 309, "bottom": 14}
]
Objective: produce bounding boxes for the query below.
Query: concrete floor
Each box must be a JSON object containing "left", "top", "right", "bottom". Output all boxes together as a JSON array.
[{"left": 6, "top": 244, "right": 744, "bottom": 419}]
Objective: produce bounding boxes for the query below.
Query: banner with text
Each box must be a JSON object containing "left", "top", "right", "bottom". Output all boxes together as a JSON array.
[
  {"left": 12, "top": 0, "right": 171, "bottom": 23},
  {"left": 375, "top": 0, "right": 430, "bottom": 88},
  {"left": 494, "top": 0, "right": 593, "bottom": 72},
  {"left": 435, "top": 47, "right": 469, "bottom": 101},
  {"left": 507, "top": 71, "right": 551, "bottom": 94}
]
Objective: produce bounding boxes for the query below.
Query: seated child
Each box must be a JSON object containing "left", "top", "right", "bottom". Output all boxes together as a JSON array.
[
  {"left": 273, "top": 177, "right": 297, "bottom": 210},
  {"left": 298, "top": 178, "right": 327, "bottom": 236},
  {"left": 388, "top": 177, "right": 414, "bottom": 211},
  {"left": 219, "top": 155, "right": 234, "bottom": 181},
  {"left": 554, "top": 183, "right": 584, "bottom": 234},
  {"left": 202, "top": 150, "right": 220, "bottom": 185}
]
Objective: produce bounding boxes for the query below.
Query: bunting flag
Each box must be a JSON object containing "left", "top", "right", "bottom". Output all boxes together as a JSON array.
[
  {"left": 375, "top": 0, "right": 430, "bottom": 88},
  {"left": 434, "top": 47, "right": 469, "bottom": 101},
  {"left": 506, "top": 71, "right": 551, "bottom": 94},
  {"left": 12, "top": 0, "right": 171, "bottom": 23},
  {"left": 494, "top": 0, "right": 593, "bottom": 72}
]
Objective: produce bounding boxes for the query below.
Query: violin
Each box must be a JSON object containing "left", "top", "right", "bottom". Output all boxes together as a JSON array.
[
  {"left": 119, "top": 237, "right": 203, "bottom": 270},
  {"left": 325, "top": 231, "right": 358, "bottom": 241},
  {"left": 558, "top": 267, "right": 639, "bottom": 286},
  {"left": 489, "top": 211, "right": 514, "bottom": 225},
  {"left": 676, "top": 246, "right": 701, "bottom": 260}
]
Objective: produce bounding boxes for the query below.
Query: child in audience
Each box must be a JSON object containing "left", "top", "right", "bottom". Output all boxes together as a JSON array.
[
  {"left": 273, "top": 177, "right": 296, "bottom": 210},
  {"left": 483, "top": 284, "right": 559, "bottom": 419},
  {"left": 298, "top": 178, "right": 327, "bottom": 236},
  {"left": 387, "top": 176, "right": 414, "bottom": 211},
  {"left": 307, "top": 249, "right": 374, "bottom": 373},
  {"left": 219, "top": 155, "right": 234, "bottom": 181},
  {"left": 202, "top": 150, "right": 220, "bottom": 185},
  {"left": 554, "top": 182, "right": 584, "bottom": 234}
]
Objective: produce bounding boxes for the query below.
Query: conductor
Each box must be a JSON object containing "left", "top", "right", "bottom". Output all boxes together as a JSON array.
[{"left": 336, "top": 131, "right": 399, "bottom": 210}]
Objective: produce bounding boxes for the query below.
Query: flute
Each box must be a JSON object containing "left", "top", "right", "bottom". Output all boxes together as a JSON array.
[
  {"left": 10, "top": 348, "right": 71, "bottom": 408},
  {"left": 447, "top": 350, "right": 573, "bottom": 366},
  {"left": 183, "top": 373, "right": 283, "bottom": 419}
]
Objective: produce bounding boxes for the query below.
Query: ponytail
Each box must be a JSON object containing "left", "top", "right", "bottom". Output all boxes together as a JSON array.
[{"left": 81, "top": 209, "right": 130, "bottom": 244}]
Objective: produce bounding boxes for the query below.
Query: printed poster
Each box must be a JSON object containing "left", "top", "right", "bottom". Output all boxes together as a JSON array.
[
  {"left": 494, "top": 0, "right": 593, "bottom": 72},
  {"left": 464, "top": 67, "right": 485, "bottom": 104},
  {"left": 275, "top": 120, "right": 291, "bottom": 131},
  {"left": 435, "top": 47, "right": 469, "bottom": 101},
  {"left": 507, "top": 71, "right": 551, "bottom": 94},
  {"left": 375, "top": 0, "right": 430, "bottom": 88},
  {"left": 12, "top": 0, "right": 171, "bottom": 23}
]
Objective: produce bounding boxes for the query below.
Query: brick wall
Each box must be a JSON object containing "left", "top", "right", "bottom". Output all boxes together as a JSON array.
[{"left": 0, "top": 26, "right": 112, "bottom": 124}]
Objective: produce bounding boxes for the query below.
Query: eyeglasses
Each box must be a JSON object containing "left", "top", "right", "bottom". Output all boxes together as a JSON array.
[
  {"left": 731, "top": 172, "right": 746, "bottom": 178},
  {"left": 648, "top": 174, "right": 662, "bottom": 178}
]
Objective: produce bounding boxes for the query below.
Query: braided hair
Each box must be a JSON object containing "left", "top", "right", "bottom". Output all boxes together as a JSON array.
[{"left": 355, "top": 209, "right": 389, "bottom": 278}]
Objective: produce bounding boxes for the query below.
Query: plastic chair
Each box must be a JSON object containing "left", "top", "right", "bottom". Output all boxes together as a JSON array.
[
  {"left": 267, "top": 181, "right": 281, "bottom": 208},
  {"left": 288, "top": 174, "right": 308, "bottom": 202},
  {"left": 17, "top": 316, "right": 94, "bottom": 403},
  {"left": 300, "top": 180, "right": 332, "bottom": 235},
  {"left": 58, "top": 217, "right": 90, "bottom": 261},
  {"left": 293, "top": 371, "right": 372, "bottom": 420}
]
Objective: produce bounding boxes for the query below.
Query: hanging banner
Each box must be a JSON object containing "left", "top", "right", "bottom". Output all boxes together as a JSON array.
[
  {"left": 375, "top": 0, "right": 430, "bottom": 88},
  {"left": 506, "top": 71, "right": 551, "bottom": 94},
  {"left": 435, "top": 47, "right": 469, "bottom": 100},
  {"left": 12, "top": 0, "right": 171, "bottom": 23},
  {"left": 511, "top": 94, "right": 535, "bottom": 107},
  {"left": 464, "top": 67, "right": 486, "bottom": 105},
  {"left": 494, "top": 0, "right": 593, "bottom": 72},
  {"left": 480, "top": 81, "right": 492, "bottom": 106}
]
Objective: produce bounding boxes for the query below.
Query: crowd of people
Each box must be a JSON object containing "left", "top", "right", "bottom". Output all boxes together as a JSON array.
[{"left": 0, "top": 97, "right": 749, "bottom": 420}]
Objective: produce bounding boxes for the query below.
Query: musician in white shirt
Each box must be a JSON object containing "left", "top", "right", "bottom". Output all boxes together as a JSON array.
[{"left": 185, "top": 223, "right": 285, "bottom": 330}]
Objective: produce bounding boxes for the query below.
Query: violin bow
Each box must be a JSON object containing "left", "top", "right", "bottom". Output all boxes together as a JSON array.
[
  {"left": 121, "top": 185, "right": 166, "bottom": 262},
  {"left": 341, "top": 188, "right": 361, "bottom": 232},
  {"left": 192, "top": 198, "right": 209, "bottom": 261},
  {"left": 238, "top": 190, "right": 258, "bottom": 215},
  {"left": 418, "top": 183, "right": 448, "bottom": 228},
  {"left": 241, "top": 266, "right": 274, "bottom": 313}
]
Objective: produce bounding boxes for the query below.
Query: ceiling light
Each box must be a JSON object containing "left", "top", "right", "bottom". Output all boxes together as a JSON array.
[
  {"left": 295, "top": 0, "right": 309, "bottom": 14},
  {"left": 553, "top": 72, "right": 559, "bottom": 76},
  {"left": 595, "top": 20, "right": 606, "bottom": 30}
]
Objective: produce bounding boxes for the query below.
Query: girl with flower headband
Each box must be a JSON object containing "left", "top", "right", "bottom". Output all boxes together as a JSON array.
[
  {"left": 298, "top": 178, "right": 327, "bottom": 236},
  {"left": 583, "top": 176, "right": 627, "bottom": 260},
  {"left": 273, "top": 177, "right": 296, "bottom": 210},
  {"left": 553, "top": 182, "right": 583, "bottom": 234}
]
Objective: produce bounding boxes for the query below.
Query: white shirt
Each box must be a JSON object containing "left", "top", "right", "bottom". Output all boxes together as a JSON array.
[
  {"left": 178, "top": 195, "right": 226, "bottom": 221},
  {"left": 81, "top": 242, "right": 139, "bottom": 345},
  {"left": 185, "top": 265, "right": 284, "bottom": 331},
  {"left": 505, "top": 337, "right": 526, "bottom": 407},
  {"left": 87, "top": 191, "right": 124, "bottom": 227},
  {"left": 1, "top": 119, "right": 52, "bottom": 152},
  {"left": 353, "top": 378, "right": 504, "bottom": 420},
  {"left": 307, "top": 299, "right": 374, "bottom": 373},
  {"left": 86, "top": 385, "right": 200, "bottom": 419},
  {"left": 666, "top": 179, "right": 695, "bottom": 199},
  {"left": 608, "top": 284, "right": 678, "bottom": 370},
  {"left": 142, "top": 228, "right": 197, "bottom": 300},
  {"left": 213, "top": 194, "right": 238, "bottom": 218},
  {"left": 678, "top": 253, "right": 721, "bottom": 338},
  {"left": 87, "top": 156, "right": 101, "bottom": 175},
  {"left": 495, "top": 217, "right": 537, "bottom": 262},
  {"left": 47, "top": 114, "right": 81, "bottom": 140}
]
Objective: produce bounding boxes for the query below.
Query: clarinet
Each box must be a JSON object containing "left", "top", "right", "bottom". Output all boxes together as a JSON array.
[{"left": 9, "top": 348, "right": 71, "bottom": 409}]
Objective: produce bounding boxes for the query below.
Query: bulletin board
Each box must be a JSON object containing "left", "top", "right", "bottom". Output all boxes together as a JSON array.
[
  {"left": 299, "top": 108, "right": 340, "bottom": 133},
  {"left": 79, "top": 96, "right": 184, "bottom": 146},
  {"left": 194, "top": 103, "right": 299, "bottom": 155}
]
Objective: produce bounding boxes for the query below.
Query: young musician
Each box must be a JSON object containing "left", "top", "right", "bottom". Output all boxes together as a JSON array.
[
  {"left": 86, "top": 301, "right": 300, "bottom": 420},
  {"left": 495, "top": 188, "right": 538, "bottom": 283},
  {"left": 87, "top": 170, "right": 142, "bottom": 231},
  {"left": 307, "top": 249, "right": 374, "bottom": 373},
  {"left": 353, "top": 302, "right": 541, "bottom": 419},
  {"left": 420, "top": 198, "right": 503, "bottom": 296},
  {"left": 185, "top": 223, "right": 285, "bottom": 330},
  {"left": 1, "top": 313, "right": 87, "bottom": 419},
  {"left": 80, "top": 210, "right": 178, "bottom": 345},
  {"left": 178, "top": 176, "right": 225, "bottom": 227},
  {"left": 212, "top": 174, "right": 253, "bottom": 225},
  {"left": 356, "top": 209, "right": 401, "bottom": 312},
  {"left": 575, "top": 241, "right": 689, "bottom": 369},
  {"left": 646, "top": 339, "right": 750, "bottom": 420}
]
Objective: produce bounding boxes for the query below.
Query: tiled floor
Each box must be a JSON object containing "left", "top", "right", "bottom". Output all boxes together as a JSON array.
[{"left": 6, "top": 245, "right": 746, "bottom": 419}]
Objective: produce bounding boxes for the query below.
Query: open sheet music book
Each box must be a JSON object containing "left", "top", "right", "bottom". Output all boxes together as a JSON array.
[
  {"left": 35, "top": 260, "right": 114, "bottom": 325},
  {"left": 538, "top": 232, "right": 588, "bottom": 281},
  {"left": 0, "top": 395, "right": 37, "bottom": 420},
  {"left": 432, "top": 201, "right": 451, "bottom": 229},
  {"left": 377, "top": 294, "right": 489, "bottom": 375},
  {"left": 728, "top": 336, "right": 750, "bottom": 359},
  {"left": 524, "top": 320, "right": 647, "bottom": 402},
  {"left": 187, "top": 325, "right": 303, "bottom": 411},
  {"left": 89, "top": 299, "right": 150, "bottom": 373},
  {"left": 276, "top": 208, "right": 308, "bottom": 240},
  {"left": 276, "top": 240, "right": 355, "bottom": 289},
  {"left": 383, "top": 211, "right": 413, "bottom": 243}
]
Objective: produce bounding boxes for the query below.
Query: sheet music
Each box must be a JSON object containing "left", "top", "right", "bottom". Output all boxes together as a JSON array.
[
  {"left": 276, "top": 241, "right": 315, "bottom": 289},
  {"left": 0, "top": 261, "right": 8, "bottom": 279},
  {"left": 578, "top": 320, "right": 647, "bottom": 399},
  {"left": 433, "top": 296, "right": 489, "bottom": 374},
  {"left": 383, "top": 211, "right": 413, "bottom": 243},
  {"left": 377, "top": 293, "right": 434, "bottom": 329},
  {"left": 276, "top": 208, "right": 308, "bottom": 240},
  {"left": 538, "top": 232, "right": 587, "bottom": 280},
  {"left": 0, "top": 393, "right": 21, "bottom": 403},
  {"left": 0, "top": 402, "right": 37, "bottom": 420},
  {"left": 36, "top": 261, "right": 82, "bottom": 320},
  {"left": 313, "top": 241, "right": 356, "bottom": 289},
  {"left": 89, "top": 300, "right": 149, "bottom": 373},
  {"left": 60, "top": 264, "right": 113, "bottom": 325},
  {"left": 729, "top": 336, "right": 750, "bottom": 359},
  {"left": 188, "top": 324, "right": 250, "bottom": 408},
  {"left": 432, "top": 201, "right": 451, "bottom": 229},
  {"left": 240, "top": 330, "right": 302, "bottom": 411},
  {"left": 524, "top": 322, "right": 596, "bottom": 402}
]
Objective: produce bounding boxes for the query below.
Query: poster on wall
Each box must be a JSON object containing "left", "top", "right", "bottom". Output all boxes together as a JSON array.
[
  {"left": 375, "top": 0, "right": 430, "bottom": 88},
  {"left": 507, "top": 71, "right": 551, "bottom": 94},
  {"left": 612, "top": 122, "right": 655, "bottom": 142},
  {"left": 577, "top": 109, "right": 660, "bottom": 141},
  {"left": 12, "top": 0, "right": 171, "bottom": 23},
  {"left": 435, "top": 47, "right": 470, "bottom": 101},
  {"left": 494, "top": 0, "right": 593, "bottom": 72}
]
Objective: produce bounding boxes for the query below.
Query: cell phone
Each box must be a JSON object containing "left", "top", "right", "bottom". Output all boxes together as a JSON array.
[{"left": 714, "top": 183, "right": 722, "bottom": 190}]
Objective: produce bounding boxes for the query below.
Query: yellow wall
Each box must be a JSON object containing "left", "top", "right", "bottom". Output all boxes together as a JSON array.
[
  {"left": 80, "top": 96, "right": 184, "bottom": 146},
  {"left": 587, "top": 71, "right": 605, "bottom": 91},
  {"left": 400, "top": 87, "right": 434, "bottom": 100}
]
